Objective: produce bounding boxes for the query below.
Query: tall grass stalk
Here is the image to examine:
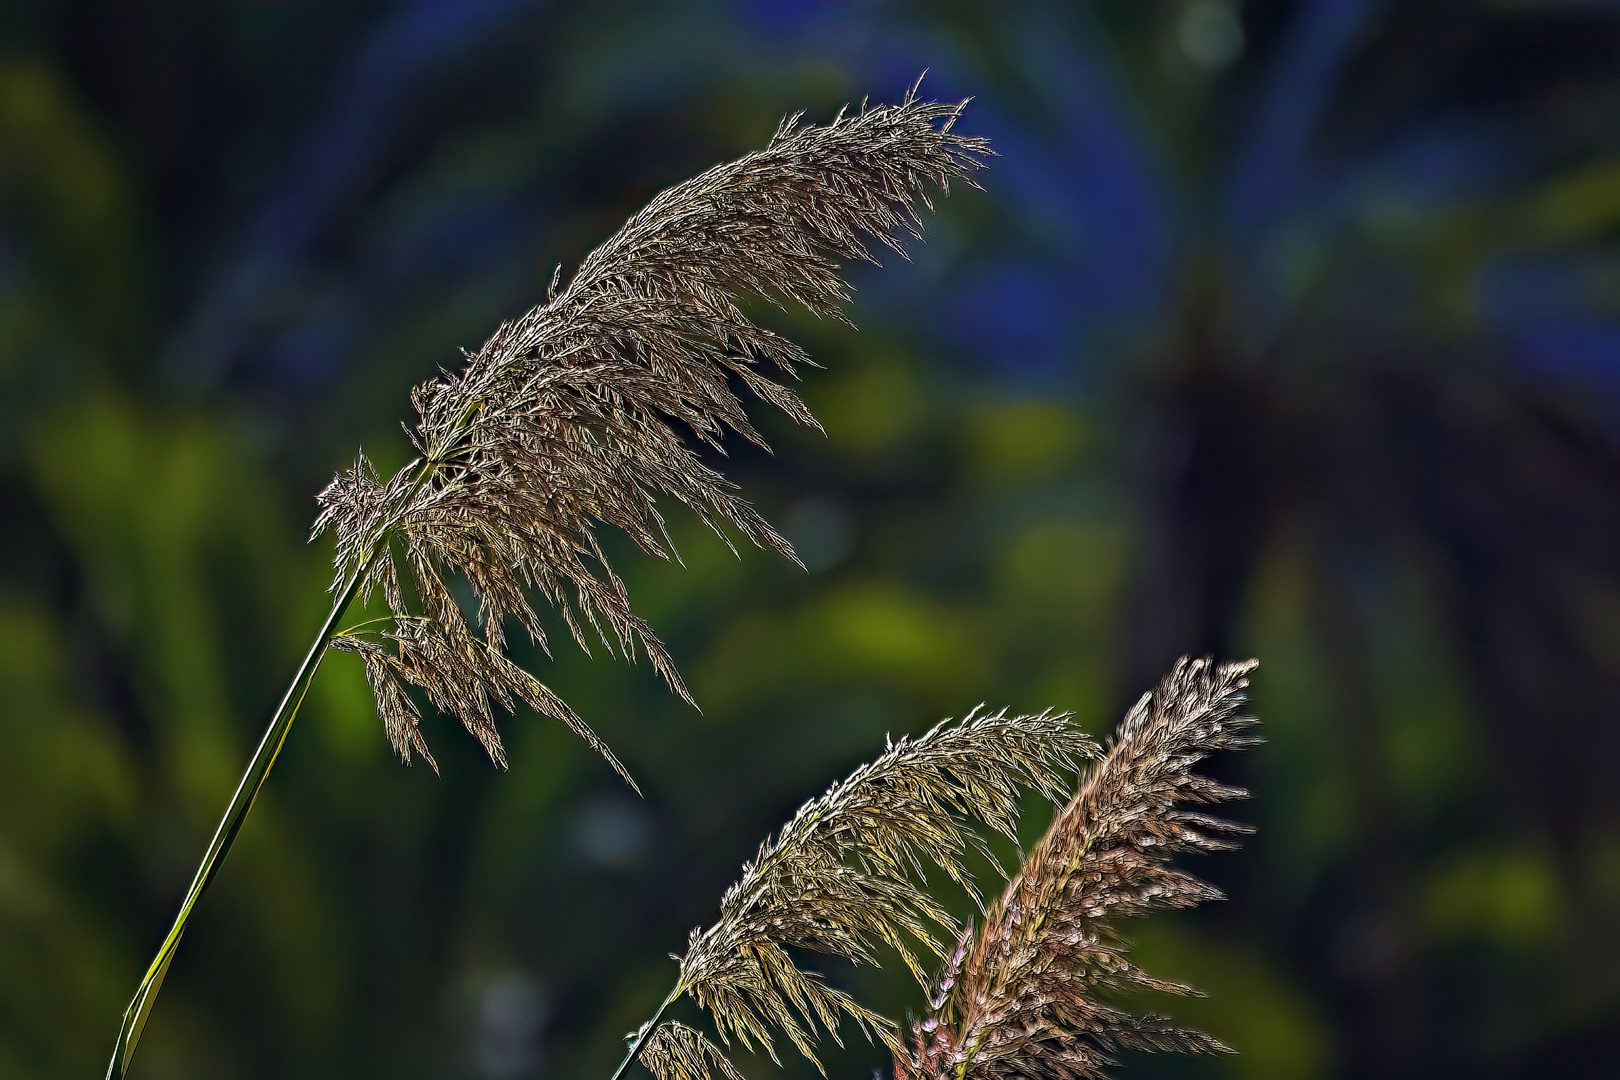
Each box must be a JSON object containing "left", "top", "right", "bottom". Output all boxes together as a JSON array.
[
  {"left": 105, "top": 455, "right": 436, "bottom": 1077},
  {"left": 104, "top": 565, "right": 363, "bottom": 1079}
]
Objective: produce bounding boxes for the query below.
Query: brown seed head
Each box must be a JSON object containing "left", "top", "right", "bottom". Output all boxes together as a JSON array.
[
  {"left": 675, "top": 708, "right": 1093, "bottom": 1070},
  {"left": 902, "top": 658, "right": 1261, "bottom": 1080},
  {"left": 313, "top": 89, "right": 991, "bottom": 771}
]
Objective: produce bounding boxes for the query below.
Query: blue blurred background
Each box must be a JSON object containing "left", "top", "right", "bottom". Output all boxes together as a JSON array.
[{"left": 3, "top": 1, "right": 1620, "bottom": 1077}]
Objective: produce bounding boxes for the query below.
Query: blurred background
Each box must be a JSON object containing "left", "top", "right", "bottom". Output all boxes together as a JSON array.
[{"left": 2, "top": 1, "right": 1620, "bottom": 1077}]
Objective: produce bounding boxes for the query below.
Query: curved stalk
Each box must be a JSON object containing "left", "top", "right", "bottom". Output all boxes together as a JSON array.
[
  {"left": 103, "top": 560, "right": 370, "bottom": 1079},
  {"left": 608, "top": 985, "right": 683, "bottom": 1080},
  {"left": 105, "top": 453, "right": 440, "bottom": 1080}
]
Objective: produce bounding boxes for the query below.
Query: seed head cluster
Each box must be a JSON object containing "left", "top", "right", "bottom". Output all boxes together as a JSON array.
[
  {"left": 639, "top": 1022, "right": 746, "bottom": 1080},
  {"left": 637, "top": 660, "right": 1259, "bottom": 1080},
  {"left": 673, "top": 709, "right": 1092, "bottom": 1069},
  {"left": 312, "top": 90, "right": 990, "bottom": 771},
  {"left": 900, "top": 658, "right": 1261, "bottom": 1080}
]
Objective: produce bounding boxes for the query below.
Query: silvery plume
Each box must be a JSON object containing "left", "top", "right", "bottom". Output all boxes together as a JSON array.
[{"left": 312, "top": 88, "right": 990, "bottom": 775}]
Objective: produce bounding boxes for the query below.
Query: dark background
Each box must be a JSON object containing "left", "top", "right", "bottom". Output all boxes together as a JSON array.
[{"left": 2, "top": 1, "right": 1620, "bottom": 1077}]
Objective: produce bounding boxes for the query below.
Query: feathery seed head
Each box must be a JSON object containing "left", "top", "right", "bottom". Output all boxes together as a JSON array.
[
  {"left": 639, "top": 1022, "right": 746, "bottom": 1080},
  {"left": 902, "top": 657, "right": 1260, "bottom": 1080},
  {"left": 673, "top": 708, "right": 1093, "bottom": 1069},
  {"left": 313, "top": 90, "right": 990, "bottom": 771}
]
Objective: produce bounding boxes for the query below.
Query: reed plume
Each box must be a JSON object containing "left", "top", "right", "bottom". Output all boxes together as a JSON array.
[
  {"left": 107, "top": 87, "right": 989, "bottom": 1080},
  {"left": 620, "top": 659, "right": 1258, "bottom": 1080},
  {"left": 676, "top": 709, "right": 1090, "bottom": 1063},
  {"left": 900, "top": 658, "right": 1261, "bottom": 1080},
  {"left": 314, "top": 87, "right": 989, "bottom": 772},
  {"left": 621, "top": 709, "right": 1091, "bottom": 1080},
  {"left": 639, "top": 1022, "right": 748, "bottom": 1080}
]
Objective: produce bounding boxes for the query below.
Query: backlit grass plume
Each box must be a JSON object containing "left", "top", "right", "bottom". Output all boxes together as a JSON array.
[
  {"left": 619, "top": 659, "right": 1258, "bottom": 1080},
  {"left": 106, "top": 88, "right": 989, "bottom": 1080},
  {"left": 622, "top": 708, "right": 1092, "bottom": 1080},
  {"left": 316, "top": 87, "right": 989, "bottom": 771},
  {"left": 901, "top": 658, "right": 1261, "bottom": 1080},
  {"left": 640, "top": 1022, "right": 748, "bottom": 1080}
]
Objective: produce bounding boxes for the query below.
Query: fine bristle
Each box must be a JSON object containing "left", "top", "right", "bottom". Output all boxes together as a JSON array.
[
  {"left": 674, "top": 709, "right": 1094, "bottom": 1069},
  {"left": 311, "top": 93, "right": 990, "bottom": 771},
  {"left": 899, "top": 657, "right": 1261, "bottom": 1080},
  {"left": 639, "top": 1022, "right": 747, "bottom": 1080}
]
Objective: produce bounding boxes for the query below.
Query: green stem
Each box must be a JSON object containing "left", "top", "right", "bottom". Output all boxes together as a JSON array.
[
  {"left": 103, "top": 562, "right": 370, "bottom": 1079},
  {"left": 105, "top": 454, "right": 443, "bottom": 1080},
  {"left": 594, "top": 796, "right": 832, "bottom": 1080},
  {"left": 607, "top": 985, "right": 683, "bottom": 1080},
  {"left": 334, "top": 613, "right": 428, "bottom": 638}
]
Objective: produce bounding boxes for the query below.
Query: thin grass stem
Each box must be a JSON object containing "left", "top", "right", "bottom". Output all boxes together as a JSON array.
[
  {"left": 609, "top": 985, "right": 684, "bottom": 1080},
  {"left": 104, "top": 456, "right": 441, "bottom": 1079}
]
